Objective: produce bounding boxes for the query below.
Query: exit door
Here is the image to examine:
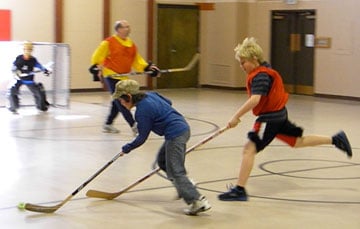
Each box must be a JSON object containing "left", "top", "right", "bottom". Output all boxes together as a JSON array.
[{"left": 271, "top": 10, "right": 316, "bottom": 95}]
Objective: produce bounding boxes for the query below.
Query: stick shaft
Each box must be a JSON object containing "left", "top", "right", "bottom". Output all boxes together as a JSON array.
[
  {"left": 109, "top": 53, "right": 200, "bottom": 77},
  {"left": 24, "top": 152, "right": 124, "bottom": 213},
  {"left": 86, "top": 126, "right": 228, "bottom": 200},
  {"left": 18, "top": 61, "right": 54, "bottom": 77},
  {"left": 185, "top": 126, "right": 228, "bottom": 155}
]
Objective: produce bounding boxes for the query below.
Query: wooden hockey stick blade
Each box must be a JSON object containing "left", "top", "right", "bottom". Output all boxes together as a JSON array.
[
  {"left": 22, "top": 152, "right": 124, "bottom": 213},
  {"left": 23, "top": 196, "right": 72, "bottom": 213},
  {"left": 161, "top": 53, "right": 200, "bottom": 73},
  {"left": 86, "top": 126, "right": 228, "bottom": 200},
  {"left": 86, "top": 168, "right": 160, "bottom": 200},
  {"left": 44, "top": 61, "right": 55, "bottom": 69}
]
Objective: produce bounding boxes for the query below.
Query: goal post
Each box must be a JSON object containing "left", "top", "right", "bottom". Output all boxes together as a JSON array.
[{"left": 0, "top": 41, "right": 70, "bottom": 109}]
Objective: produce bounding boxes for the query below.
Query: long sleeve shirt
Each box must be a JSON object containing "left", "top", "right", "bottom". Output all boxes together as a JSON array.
[{"left": 122, "top": 92, "right": 190, "bottom": 153}]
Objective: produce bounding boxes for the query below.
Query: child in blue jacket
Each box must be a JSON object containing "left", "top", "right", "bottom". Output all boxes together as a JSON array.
[{"left": 112, "top": 79, "right": 210, "bottom": 216}]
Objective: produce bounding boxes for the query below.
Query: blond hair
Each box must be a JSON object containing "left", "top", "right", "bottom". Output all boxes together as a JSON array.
[
  {"left": 234, "top": 37, "right": 264, "bottom": 63},
  {"left": 23, "top": 40, "right": 33, "bottom": 50}
]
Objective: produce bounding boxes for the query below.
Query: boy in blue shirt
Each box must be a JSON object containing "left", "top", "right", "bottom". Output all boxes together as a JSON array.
[{"left": 112, "top": 79, "right": 210, "bottom": 216}]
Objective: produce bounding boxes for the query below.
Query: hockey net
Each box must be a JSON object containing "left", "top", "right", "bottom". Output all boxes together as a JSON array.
[{"left": 0, "top": 41, "right": 70, "bottom": 109}]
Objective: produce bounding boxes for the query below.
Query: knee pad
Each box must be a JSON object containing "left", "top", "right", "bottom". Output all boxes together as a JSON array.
[
  {"left": 247, "top": 131, "right": 264, "bottom": 152},
  {"left": 35, "top": 83, "right": 49, "bottom": 111},
  {"left": 9, "top": 86, "right": 18, "bottom": 95}
]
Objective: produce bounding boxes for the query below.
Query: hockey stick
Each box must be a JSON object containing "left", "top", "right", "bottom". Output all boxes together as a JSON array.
[
  {"left": 22, "top": 151, "right": 124, "bottom": 213},
  {"left": 17, "top": 61, "right": 55, "bottom": 77},
  {"left": 86, "top": 126, "right": 229, "bottom": 200},
  {"left": 108, "top": 53, "right": 200, "bottom": 77}
]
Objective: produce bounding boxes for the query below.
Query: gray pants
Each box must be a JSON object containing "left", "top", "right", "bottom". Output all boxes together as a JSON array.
[{"left": 157, "top": 130, "right": 200, "bottom": 204}]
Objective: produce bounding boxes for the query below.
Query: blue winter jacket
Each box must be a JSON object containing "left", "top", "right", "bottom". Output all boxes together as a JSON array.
[{"left": 122, "top": 92, "right": 189, "bottom": 153}]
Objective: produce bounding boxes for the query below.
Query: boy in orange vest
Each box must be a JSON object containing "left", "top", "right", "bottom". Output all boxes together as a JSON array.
[{"left": 218, "top": 37, "right": 352, "bottom": 201}]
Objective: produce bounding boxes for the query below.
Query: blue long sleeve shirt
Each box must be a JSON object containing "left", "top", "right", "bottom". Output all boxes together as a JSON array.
[{"left": 122, "top": 92, "right": 190, "bottom": 153}]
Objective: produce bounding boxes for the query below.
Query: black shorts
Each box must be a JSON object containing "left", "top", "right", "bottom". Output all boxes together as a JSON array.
[{"left": 248, "top": 108, "right": 303, "bottom": 152}]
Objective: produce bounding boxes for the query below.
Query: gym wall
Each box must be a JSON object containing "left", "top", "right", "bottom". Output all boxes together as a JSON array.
[{"left": 1, "top": 0, "right": 360, "bottom": 98}]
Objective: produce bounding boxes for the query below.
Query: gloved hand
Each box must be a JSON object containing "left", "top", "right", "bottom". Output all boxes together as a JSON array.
[
  {"left": 122, "top": 144, "right": 132, "bottom": 154},
  {"left": 43, "top": 69, "right": 50, "bottom": 76},
  {"left": 145, "top": 62, "right": 160, "bottom": 77},
  {"left": 89, "top": 64, "right": 101, "bottom": 81},
  {"left": 89, "top": 64, "right": 100, "bottom": 74}
]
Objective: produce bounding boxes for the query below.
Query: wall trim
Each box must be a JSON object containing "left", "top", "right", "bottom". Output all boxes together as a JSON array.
[
  {"left": 55, "top": 0, "right": 63, "bottom": 42},
  {"left": 314, "top": 93, "right": 360, "bottom": 102}
]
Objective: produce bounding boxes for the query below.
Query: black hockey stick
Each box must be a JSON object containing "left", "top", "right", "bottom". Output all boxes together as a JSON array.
[{"left": 17, "top": 61, "right": 54, "bottom": 77}]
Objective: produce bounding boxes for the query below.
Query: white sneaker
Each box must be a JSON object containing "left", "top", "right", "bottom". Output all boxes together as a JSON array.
[
  {"left": 184, "top": 195, "right": 211, "bottom": 216},
  {"left": 131, "top": 122, "right": 138, "bottom": 136},
  {"left": 103, "top": 124, "right": 119, "bottom": 133}
]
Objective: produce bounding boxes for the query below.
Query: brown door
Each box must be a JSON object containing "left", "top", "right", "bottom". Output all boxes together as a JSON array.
[
  {"left": 271, "top": 10, "right": 316, "bottom": 95},
  {"left": 156, "top": 4, "right": 199, "bottom": 89}
]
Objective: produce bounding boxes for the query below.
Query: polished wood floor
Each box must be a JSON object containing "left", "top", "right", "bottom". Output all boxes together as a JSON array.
[{"left": 1, "top": 88, "right": 359, "bottom": 229}]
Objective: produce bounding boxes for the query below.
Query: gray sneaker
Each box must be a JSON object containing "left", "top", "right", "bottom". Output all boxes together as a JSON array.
[
  {"left": 184, "top": 195, "right": 211, "bottom": 216},
  {"left": 103, "top": 124, "right": 119, "bottom": 133}
]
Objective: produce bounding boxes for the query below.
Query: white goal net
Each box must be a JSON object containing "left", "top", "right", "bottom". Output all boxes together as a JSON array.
[{"left": 0, "top": 41, "right": 70, "bottom": 109}]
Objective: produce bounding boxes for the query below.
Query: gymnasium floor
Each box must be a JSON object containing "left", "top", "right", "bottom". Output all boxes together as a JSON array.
[{"left": 1, "top": 88, "right": 359, "bottom": 229}]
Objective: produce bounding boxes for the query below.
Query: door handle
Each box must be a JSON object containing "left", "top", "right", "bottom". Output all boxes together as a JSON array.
[{"left": 290, "top": 33, "right": 301, "bottom": 52}]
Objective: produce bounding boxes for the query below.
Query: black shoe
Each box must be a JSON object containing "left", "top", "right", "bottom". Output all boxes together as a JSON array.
[
  {"left": 218, "top": 185, "right": 248, "bottom": 201},
  {"left": 332, "top": 131, "right": 352, "bottom": 158},
  {"left": 8, "top": 108, "right": 18, "bottom": 114}
]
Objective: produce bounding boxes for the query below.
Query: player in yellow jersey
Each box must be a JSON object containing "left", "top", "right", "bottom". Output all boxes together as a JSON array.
[{"left": 90, "top": 20, "right": 159, "bottom": 134}]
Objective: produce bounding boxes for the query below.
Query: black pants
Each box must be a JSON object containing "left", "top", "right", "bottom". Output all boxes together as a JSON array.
[{"left": 7, "top": 79, "right": 49, "bottom": 111}]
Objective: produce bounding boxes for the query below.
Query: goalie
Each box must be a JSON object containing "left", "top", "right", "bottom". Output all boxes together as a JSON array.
[{"left": 6, "top": 41, "right": 50, "bottom": 114}]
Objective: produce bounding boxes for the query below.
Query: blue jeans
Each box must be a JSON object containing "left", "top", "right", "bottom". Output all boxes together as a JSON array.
[
  {"left": 103, "top": 77, "right": 135, "bottom": 127},
  {"left": 157, "top": 130, "right": 201, "bottom": 204}
]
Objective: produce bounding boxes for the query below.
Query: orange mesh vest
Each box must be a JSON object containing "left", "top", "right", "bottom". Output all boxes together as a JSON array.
[
  {"left": 103, "top": 36, "right": 137, "bottom": 73},
  {"left": 246, "top": 66, "right": 288, "bottom": 116}
]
